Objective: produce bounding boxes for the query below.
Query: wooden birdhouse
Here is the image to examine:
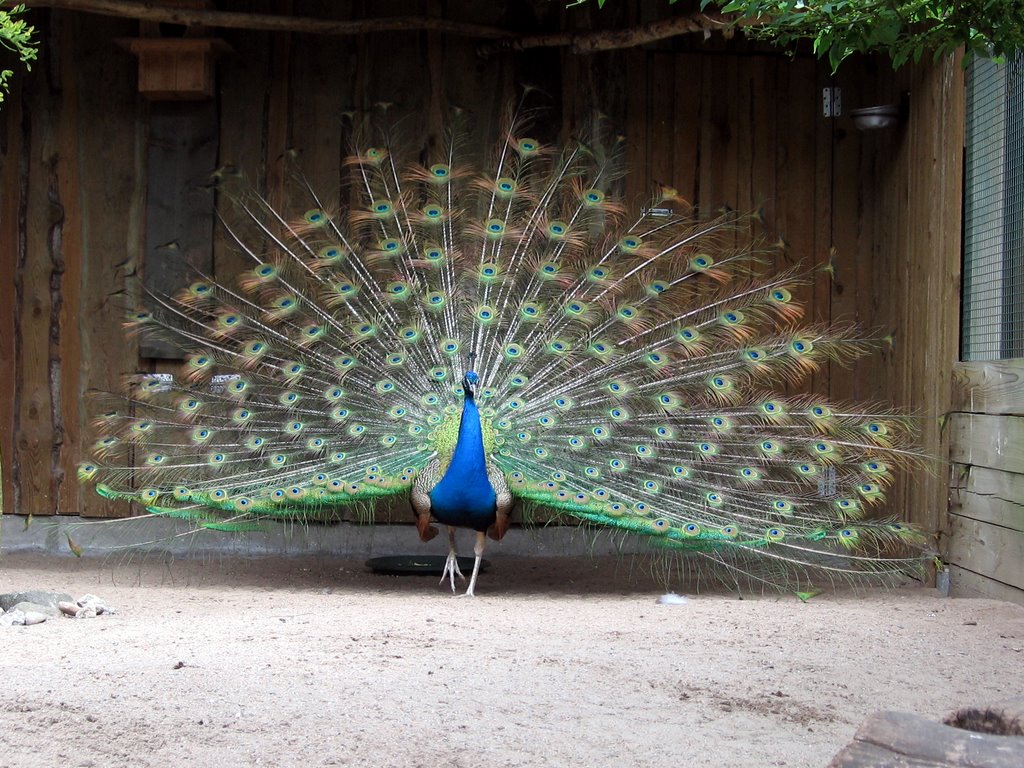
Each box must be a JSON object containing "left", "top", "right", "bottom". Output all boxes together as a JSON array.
[{"left": 122, "top": 37, "right": 230, "bottom": 100}]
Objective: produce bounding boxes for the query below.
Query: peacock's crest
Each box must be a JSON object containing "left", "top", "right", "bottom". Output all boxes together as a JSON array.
[{"left": 79, "top": 98, "right": 925, "bottom": 589}]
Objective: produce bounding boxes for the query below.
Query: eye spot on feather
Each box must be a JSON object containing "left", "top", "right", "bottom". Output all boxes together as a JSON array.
[
  {"left": 304, "top": 209, "right": 327, "bottom": 226},
  {"left": 516, "top": 137, "right": 539, "bottom": 154}
]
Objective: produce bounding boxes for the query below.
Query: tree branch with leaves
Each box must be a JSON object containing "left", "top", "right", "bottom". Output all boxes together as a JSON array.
[
  {"left": 0, "top": 3, "right": 37, "bottom": 102},
  {"left": 573, "top": 0, "right": 1024, "bottom": 69}
]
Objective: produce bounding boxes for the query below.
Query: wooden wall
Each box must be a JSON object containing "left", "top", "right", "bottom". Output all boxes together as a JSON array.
[
  {"left": 0, "top": 2, "right": 965, "bottom": 561},
  {"left": 948, "top": 361, "right": 1024, "bottom": 603}
]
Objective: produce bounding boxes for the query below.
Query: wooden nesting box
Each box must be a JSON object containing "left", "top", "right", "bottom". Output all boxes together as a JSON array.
[{"left": 122, "top": 38, "right": 230, "bottom": 100}]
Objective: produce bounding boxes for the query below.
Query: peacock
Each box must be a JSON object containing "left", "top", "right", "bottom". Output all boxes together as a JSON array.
[{"left": 78, "top": 99, "right": 925, "bottom": 596}]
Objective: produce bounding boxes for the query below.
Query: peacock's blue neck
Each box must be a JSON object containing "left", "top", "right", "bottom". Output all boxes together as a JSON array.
[{"left": 428, "top": 394, "right": 497, "bottom": 531}]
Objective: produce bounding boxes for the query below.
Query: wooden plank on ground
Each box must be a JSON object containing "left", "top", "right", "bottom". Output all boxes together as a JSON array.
[
  {"left": 946, "top": 514, "right": 1024, "bottom": 592},
  {"left": 952, "top": 360, "right": 1024, "bottom": 416},
  {"left": 948, "top": 413, "right": 1024, "bottom": 474},
  {"left": 949, "top": 463, "right": 1024, "bottom": 532},
  {"left": 828, "top": 710, "right": 1024, "bottom": 767}
]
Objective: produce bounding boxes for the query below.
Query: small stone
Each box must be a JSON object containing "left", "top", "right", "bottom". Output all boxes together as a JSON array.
[
  {"left": 22, "top": 611, "right": 48, "bottom": 626},
  {"left": 58, "top": 601, "right": 81, "bottom": 617}
]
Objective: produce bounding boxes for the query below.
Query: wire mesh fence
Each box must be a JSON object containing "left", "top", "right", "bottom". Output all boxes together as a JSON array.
[{"left": 963, "top": 55, "right": 1024, "bottom": 361}]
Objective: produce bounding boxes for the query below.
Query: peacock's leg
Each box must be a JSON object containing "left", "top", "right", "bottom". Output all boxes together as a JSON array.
[
  {"left": 461, "top": 531, "right": 487, "bottom": 598},
  {"left": 440, "top": 526, "right": 466, "bottom": 592}
]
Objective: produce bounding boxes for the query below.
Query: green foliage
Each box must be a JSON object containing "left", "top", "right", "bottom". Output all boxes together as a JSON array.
[
  {"left": 569, "top": 0, "right": 1024, "bottom": 70},
  {"left": 0, "top": 4, "right": 37, "bottom": 103},
  {"left": 711, "top": 0, "right": 1024, "bottom": 70}
]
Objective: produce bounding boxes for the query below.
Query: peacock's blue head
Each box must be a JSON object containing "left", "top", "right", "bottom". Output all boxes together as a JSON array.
[{"left": 463, "top": 370, "right": 479, "bottom": 399}]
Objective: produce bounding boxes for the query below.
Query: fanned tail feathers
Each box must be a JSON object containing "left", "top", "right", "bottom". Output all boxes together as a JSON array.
[{"left": 79, "top": 102, "right": 926, "bottom": 587}]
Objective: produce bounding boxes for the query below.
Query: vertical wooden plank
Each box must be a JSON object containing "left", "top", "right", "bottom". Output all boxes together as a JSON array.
[
  {"left": 671, "top": 53, "right": 702, "bottom": 208},
  {"left": 441, "top": 0, "right": 513, "bottom": 163},
  {"left": 698, "top": 55, "right": 738, "bottom": 213},
  {"left": 17, "top": 17, "right": 59, "bottom": 515},
  {"left": 748, "top": 57, "right": 777, "bottom": 235},
  {"left": 55, "top": 9, "right": 84, "bottom": 514},
  {"left": 288, "top": 29, "right": 352, "bottom": 196},
  {"left": 623, "top": 48, "right": 648, "bottom": 206},
  {"left": 734, "top": 56, "right": 754, "bottom": 217},
  {"left": 828, "top": 62, "right": 866, "bottom": 403},
  {"left": 911, "top": 54, "right": 962, "bottom": 538},
  {"left": 810, "top": 60, "right": 833, "bottom": 397},
  {"left": 775, "top": 58, "right": 823, "bottom": 395},
  {"left": 264, "top": 5, "right": 292, "bottom": 213},
  {"left": 647, "top": 52, "right": 675, "bottom": 205},
  {"left": 0, "top": 72, "right": 25, "bottom": 515},
  {"left": 74, "top": 12, "right": 146, "bottom": 517},
  {"left": 141, "top": 102, "right": 218, "bottom": 360},
  {"left": 215, "top": 20, "right": 273, "bottom": 279}
]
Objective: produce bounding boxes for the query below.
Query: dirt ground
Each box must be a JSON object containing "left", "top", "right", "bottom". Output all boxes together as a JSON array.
[{"left": 0, "top": 552, "right": 1021, "bottom": 768}]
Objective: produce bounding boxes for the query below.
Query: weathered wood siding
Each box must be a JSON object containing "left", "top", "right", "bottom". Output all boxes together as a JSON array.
[
  {"left": 0, "top": 3, "right": 963, "bottom": 545},
  {"left": 948, "top": 361, "right": 1024, "bottom": 603}
]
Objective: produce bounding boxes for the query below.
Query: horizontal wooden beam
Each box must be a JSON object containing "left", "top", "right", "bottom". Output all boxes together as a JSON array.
[
  {"left": 947, "top": 513, "right": 1024, "bottom": 591},
  {"left": 17, "top": 0, "right": 741, "bottom": 52},
  {"left": 950, "top": 463, "right": 1024, "bottom": 533},
  {"left": 948, "top": 412, "right": 1024, "bottom": 473},
  {"left": 952, "top": 359, "right": 1024, "bottom": 416}
]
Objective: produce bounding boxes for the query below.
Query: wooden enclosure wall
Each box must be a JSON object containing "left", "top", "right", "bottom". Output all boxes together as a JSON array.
[
  {"left": 0, "top": 4, "right": 964, "bottom": 552},
  {"left": 827, "top": 57, "right": 966, "bottom": 577},
  {"left": 948, "top": 361, "right": 1024, "bottom": 603}
]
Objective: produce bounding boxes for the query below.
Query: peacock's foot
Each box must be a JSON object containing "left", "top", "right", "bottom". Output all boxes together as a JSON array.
[{"left": 440, "top": 551, "right": 466, "bottom": 593}]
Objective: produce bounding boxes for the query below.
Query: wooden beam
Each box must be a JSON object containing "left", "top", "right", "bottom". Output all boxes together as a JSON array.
[
  {"left": 946, "top": 514, "right": 1024, "bottom": 591},
  {"left": 952, "top": 360, "right": 1024, "bottom": 416},
  {"left": 948, "top": 413, "right": 1024, "bottom": 473},
  {"left": 950, "top": 464, "right": 1024, "bottom": 533},
  {"left": 20, "top": 0, "right": 511, "bottom": 38},
  {"left": 829, "top": 710, "right": 1024, "bottom": 767},
  {"left": 20, "top": 0, "right": 743, "bottom": 52}
]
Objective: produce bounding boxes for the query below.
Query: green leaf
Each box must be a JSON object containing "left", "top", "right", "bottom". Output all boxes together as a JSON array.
[{"left": 795, "top": 589, "right": 823, "bottom": 602}]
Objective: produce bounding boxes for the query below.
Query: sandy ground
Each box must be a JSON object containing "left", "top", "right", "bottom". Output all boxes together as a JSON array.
[{"left": 0, "top": 552, "right": 1022, "bottom": 768}]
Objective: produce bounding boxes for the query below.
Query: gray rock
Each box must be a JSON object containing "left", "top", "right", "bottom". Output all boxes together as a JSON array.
[
  {"left": 10, "top": 601, "right": 60, "bottom": 618},
  {"left": 0, "top": 590, "right": 73, "bottom": 612},
  {"left": 0, "top": 610, "right": 26, "bottom": 627}
]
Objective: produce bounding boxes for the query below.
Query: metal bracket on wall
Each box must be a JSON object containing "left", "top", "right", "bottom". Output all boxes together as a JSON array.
[{"left": 822, "top": 87, "right": 842, "bottom": 117}]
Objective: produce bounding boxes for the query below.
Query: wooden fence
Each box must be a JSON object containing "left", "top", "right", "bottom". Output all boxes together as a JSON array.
[{"left": 0, "top": 4, "right": 965, "bottom": 569}]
